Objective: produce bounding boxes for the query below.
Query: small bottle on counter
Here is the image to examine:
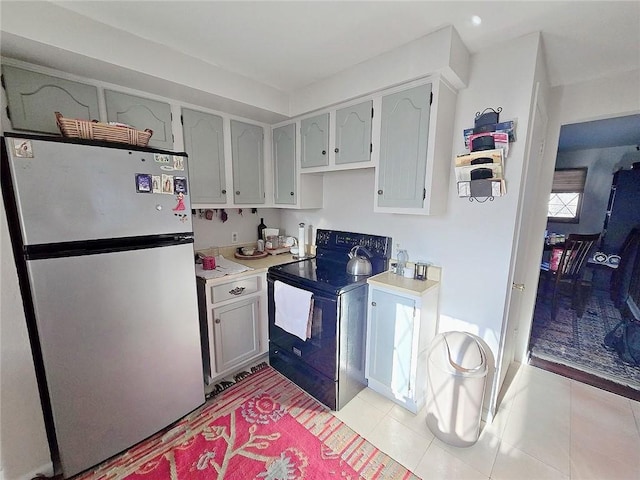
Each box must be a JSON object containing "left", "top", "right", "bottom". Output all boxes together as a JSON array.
[{"left": 258, "top": 217, "right": 267, "bottom": 240}]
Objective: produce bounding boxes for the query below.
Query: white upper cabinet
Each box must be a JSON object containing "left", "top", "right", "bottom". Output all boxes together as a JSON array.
[
  {"left": 182, "top": 108, "right": 227, "bottom": 205},
  {"left": 230, "top": 120, "right": 265, "bottom": 205},
  {"left": 335, "top": 100, "right": 372, "bottom": 165},
  {"left": 105, "top": 90, "right": 173, "bottom": 150},
  {"left": 300, "top": 113, "right": 329, "bottom": 168},
  {"left": 2, "top": 65, "right": 100, "bottom": 134},
  {"left": 273, "top": 123, "right": 296, "bottom": 205},
  {"left": 375, "top": 78, "right": 456, "bottom": 215},
  {"left": 377, "top": 83, "right": 432, "bottom": 209}
]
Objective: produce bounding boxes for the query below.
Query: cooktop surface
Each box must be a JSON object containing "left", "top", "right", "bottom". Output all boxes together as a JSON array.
[{"left": 269, "top": 257, "right": 369, "bottom": 295}]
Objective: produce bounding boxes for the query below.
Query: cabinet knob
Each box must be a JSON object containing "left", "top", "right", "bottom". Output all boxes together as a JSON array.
[
  {"left": 215, "top": 318, "right": 221, "bottom": 324},
  {"left": 371, "top": 301, "right": 377, "bottom": 306},
  {"left": 229, "top": 286, "right": 246, "bottom": 295},
  {"left": 321, "top": 150, "right": 326, "bottom": 155},
  {"left": 235, "top": 190, "right": 240, "bottom": 195},
  {"left": 290, "top": 192, "right": 294, "bottom": 196},
  {"left": 377, "top": 189, "right": 383, "bottom": 195},
  {"left": 221, "top": 189, "right": 227, "bottom": 194},
  {"left": 334, "top": 148, "right": 339, "bottom": 153}
]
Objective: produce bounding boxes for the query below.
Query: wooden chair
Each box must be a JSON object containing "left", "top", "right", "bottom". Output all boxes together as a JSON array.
[{"left": 541, "top": 233, "right": 600, "bottom": 320}]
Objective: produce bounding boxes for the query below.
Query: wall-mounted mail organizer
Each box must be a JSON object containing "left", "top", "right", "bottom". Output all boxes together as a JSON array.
[{"left": 455, "top": 107, "right": 517, "bottom": 203}]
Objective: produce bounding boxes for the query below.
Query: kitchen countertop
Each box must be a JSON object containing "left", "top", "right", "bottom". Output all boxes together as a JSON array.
[
  {"left": 195, "top": 245, "right": 302, "bottom": 283},
  {"left": 367, "top": 267, "right": 441, "bottom": 296}
]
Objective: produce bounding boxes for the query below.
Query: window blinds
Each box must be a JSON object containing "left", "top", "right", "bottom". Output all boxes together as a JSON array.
[{"left": 552, "top": 168, "right": 587, "bottom": 193}]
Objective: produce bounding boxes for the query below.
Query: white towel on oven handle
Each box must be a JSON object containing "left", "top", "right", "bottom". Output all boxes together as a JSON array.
[{"left": 274, "top": 281, "right": 314, "bottom": 341}]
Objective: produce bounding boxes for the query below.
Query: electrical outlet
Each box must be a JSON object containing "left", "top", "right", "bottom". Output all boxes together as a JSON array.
[{"left": 231, "top": 232, "right": 239, "bottom": 244}]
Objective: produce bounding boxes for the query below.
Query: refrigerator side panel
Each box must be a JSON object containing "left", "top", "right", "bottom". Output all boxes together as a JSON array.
[
  {"left": 27, "top": 242, "right": 204, "bottom": 477},
  {"left": 6, "top": 137, "right": 192, "bottom": 245}
]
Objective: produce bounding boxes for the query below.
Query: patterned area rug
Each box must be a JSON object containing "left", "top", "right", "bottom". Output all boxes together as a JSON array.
[
  {"left": 530, "top": 286, "right": 640, "bottom": 389},
  {"left": 75, "top": 366, "right": 418, "bottom": 480}
]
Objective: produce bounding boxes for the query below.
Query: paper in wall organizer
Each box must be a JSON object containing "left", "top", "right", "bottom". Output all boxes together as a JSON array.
[
  {"left": 455, "top": 163, "right": 503, "bottom": 183},
  {"left": 455, "top": 148, "right": 504, "bottom": 168}
]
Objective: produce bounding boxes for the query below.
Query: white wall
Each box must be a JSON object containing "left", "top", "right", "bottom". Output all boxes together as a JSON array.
[
  {"left": 192, "top": 208, "right": 283, "bottom": 251},
  {"left": 281, "top": 32, "right": 542, "bottom": 416}
]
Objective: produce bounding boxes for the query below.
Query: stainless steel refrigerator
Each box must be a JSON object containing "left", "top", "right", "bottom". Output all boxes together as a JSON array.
[{"left": 1, "top": 134, "right": 205, "bottom": 478}]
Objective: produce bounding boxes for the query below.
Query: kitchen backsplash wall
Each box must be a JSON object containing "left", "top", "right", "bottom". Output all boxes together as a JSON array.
[{"left": 192, "top": 208, "right": 282, "bottom": 251}]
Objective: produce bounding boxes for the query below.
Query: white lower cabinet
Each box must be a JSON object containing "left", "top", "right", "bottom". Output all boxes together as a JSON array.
[
  {"left": 365, "top": 271, "right": 440, "bottom": 413},
  {"left": 197, "top": 272, "right": 268, "bottom": 385}
]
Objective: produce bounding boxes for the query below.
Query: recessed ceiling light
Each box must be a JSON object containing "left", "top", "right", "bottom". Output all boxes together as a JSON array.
[{"left": 471, "top": 15, "right": 482, "bottom": 26}]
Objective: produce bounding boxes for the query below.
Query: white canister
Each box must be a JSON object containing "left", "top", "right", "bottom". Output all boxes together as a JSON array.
[{"left": 403, "top": 265, "right": 415, "bottom": 278}]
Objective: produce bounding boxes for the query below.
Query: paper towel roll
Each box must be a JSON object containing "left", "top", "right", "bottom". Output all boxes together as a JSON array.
[{"left": 298, "top": 223, "right": 305, "bottom": 258}]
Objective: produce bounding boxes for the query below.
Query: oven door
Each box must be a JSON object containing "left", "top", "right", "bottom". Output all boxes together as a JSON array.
[{"left": 267, "top": 275, "right": 338, "bottom": 380}]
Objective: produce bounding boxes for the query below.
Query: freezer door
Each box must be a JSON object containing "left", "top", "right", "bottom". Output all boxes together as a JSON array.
[
  {"left": 5, "top": 137, "right": 192, "bottom": 245},
  {"left": 27, "top": 242, "right": 204, "bottom": 477}
]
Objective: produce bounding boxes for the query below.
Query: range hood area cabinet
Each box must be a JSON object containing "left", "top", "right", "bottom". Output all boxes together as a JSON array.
[
  {"left": 374, "top": 78, "right": 457, "bottom": 215},
  {"left": 297, "top": 100, "right": 375, "bottom": 173}
]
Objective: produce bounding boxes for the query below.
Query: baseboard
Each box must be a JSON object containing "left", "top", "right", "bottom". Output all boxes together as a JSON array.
[{"left": 529, "top": 356, "right": 640, "bottom": 401}]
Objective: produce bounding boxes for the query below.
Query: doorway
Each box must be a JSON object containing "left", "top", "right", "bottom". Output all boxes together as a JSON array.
[{"left": 527, "top": 114, "right": 640, "bottom": 399}]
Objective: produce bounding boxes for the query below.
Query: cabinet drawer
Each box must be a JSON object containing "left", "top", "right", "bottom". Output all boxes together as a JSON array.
[{"left": 210, "top": 276, "right": 259, "bottom": 303}]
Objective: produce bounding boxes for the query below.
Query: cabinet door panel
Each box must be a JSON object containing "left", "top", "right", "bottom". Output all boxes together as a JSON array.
[
  {"left": 231, "top": 120, "right": 265, "bottom": 204},
  {"left": 105, "top": 90, "right": 173, "bottom": 150},
  {"left": 273, "top": 123, "right": 296, "bottom": 205},
  {"left": 335, "top": 101, "right": 372, "bottom": 165},
  {"left": 2, "top": 65, "right": 100, "bottom": 134},
  {"left": 368, "top": 289, "right": 415, "bottom": 398},
  {"left": 378, "top": 84, "right": 432, "bottom": 208},
  {"left": 301, "top": 113, "right": 329, "bottom": 168},
  {"left": 213, "top": 297, "right": 260, "bottom": 372},
  {"left": 182, "top": 109, "right": 226, "bottom": 204}
]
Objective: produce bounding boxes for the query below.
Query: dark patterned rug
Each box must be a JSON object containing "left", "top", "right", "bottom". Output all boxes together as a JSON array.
[{"left": 530, "top": 286, "right": 640, "bottom": 389}]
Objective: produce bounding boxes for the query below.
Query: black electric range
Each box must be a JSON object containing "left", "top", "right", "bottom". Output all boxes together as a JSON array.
[{"left": 267, "top": 229, "right": 392, "bottom": 410}]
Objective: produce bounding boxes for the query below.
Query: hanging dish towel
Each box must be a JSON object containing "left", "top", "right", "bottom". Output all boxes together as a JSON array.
[{"left": 274, "top": 281, "right": 313, "bottom": 341}]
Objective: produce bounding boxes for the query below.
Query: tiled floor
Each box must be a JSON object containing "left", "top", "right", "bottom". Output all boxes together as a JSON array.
[{"left": 333, "top": 363, "right": 640, "bottom": 480}]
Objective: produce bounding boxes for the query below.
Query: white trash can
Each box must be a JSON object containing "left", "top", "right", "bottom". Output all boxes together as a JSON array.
[{"left": 425, "top": 331, "right": 487, "bottom": 447}]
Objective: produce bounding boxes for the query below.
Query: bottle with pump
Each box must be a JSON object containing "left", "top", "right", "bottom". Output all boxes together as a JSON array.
[{"left": 396, "top": 246, "right": 409, "bottom": 276}]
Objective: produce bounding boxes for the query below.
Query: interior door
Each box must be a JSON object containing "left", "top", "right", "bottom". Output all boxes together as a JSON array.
[{"left": 497, "top": 85, "right": 548, "bottom": 397}]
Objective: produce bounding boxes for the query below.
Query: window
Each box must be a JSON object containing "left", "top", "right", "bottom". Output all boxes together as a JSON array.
[{"left": 547, "top": 167, "right": 587, "bottom": 223}]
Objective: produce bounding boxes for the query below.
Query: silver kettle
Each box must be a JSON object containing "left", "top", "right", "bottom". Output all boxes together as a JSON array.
[{"left": 346, "top": 246, "right": 372, "bottom": 276}]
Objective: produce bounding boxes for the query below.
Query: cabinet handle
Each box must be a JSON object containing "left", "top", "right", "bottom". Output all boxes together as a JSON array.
[
  {"left": 215, "top": 318, "right": 221, "bottom": 324},
  {"left": 229, "top": 286, "right": 245, "bottom": 295},
  {"left": 371, "top": 301, "right": 377, "bottom": 306},
  {"left": 377, "top": 189, "right": 383, "bottom": 195},
  {"left": 321, "top": 150, "right": 326, "bottom": 155},
  {"left": 221, "top": 189, "right": 227, "bottom": 194},
  {"left": 334, "top": 148, "right": 339, "bottom": 153},
  {"left": 235, "top": 190, "right": 240, "bottom": 195}
]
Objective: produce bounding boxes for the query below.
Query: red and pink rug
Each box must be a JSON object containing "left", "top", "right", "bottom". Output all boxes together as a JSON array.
[{"left": 76, "top": 366, "right": 419, "bottom": 479}]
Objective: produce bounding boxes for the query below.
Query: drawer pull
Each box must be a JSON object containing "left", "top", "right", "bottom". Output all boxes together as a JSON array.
[{"left": 229, "top": 286, "right": 246, "bottom": 295}]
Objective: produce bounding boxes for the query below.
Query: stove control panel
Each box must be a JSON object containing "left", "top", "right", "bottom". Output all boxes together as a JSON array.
[{"left": 316, "top": 229, "right": 391, "bottom": 258}]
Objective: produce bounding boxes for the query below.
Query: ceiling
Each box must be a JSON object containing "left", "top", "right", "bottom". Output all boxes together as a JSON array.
[
  {"left": 50, "top": 0, "right": 639, "bottom": 92},
  {"left": 2, "top": 1, "right": 639, "bottom": 149}
]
